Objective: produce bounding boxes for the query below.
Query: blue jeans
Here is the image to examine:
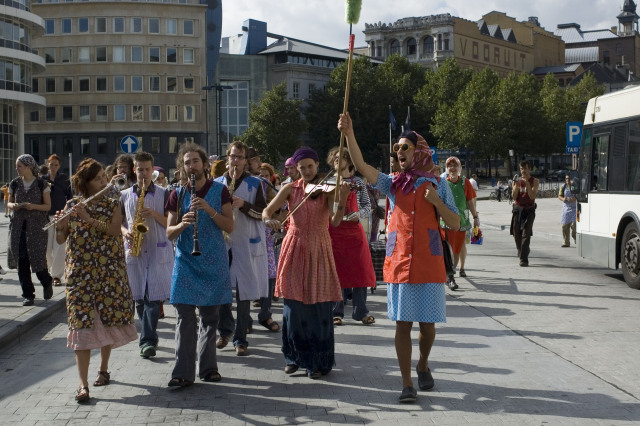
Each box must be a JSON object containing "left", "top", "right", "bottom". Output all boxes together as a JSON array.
[
  {"left": 333, "top": 288, "right": 369, "bottom": 321},
  {"left": 136, "top": 293, "right": 162, "bottom": 348},
  {"left": 217, "top": 293, "right": 251, "bottom": 348}
]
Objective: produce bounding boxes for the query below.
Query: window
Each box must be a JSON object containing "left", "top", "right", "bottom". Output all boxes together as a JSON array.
[
  {"left": 63, "top": 137, "right": 72, "bottom": 153},
  {"left": 97, "top": 105, "right": 107, "bottom": 121},
  {"left": 150, "top": 76, "right": 160, "bottom": 92},
  {"left": 45, "top": 19, "right": 54, "bottom": 35},
  {"left": 149, "top": 47, "right": 159, "bottom": 63},
  {"left": 131, "top": 46, "right": 142, "bottom": 62},
  {"left": 46, "top": 138, "right": 55, "bottom": 156},
  {"left": 62, "top": 18, "right": 71, "bottom": 34},
  {"left": 113, "top": 46, "right": 125, "bottom": 62},
  {"left": 81, "top": 137, "right": 90, "bottom": 154},
  {"left": 604, "top": 50, "right": 610, "bottom": 66},
  {"left": 390, "top": 40, "right": 400, "bottom": 55},
  {"left": 96, "top": 76, "right": 107, "bottom": 91},
  {"left": 114, "top": 75, "right": 125, "bottom": 91},
  {"left": 443, "top": 38, "right": 449, "bottom": 51},
  {"left": 184, "top": 105, "right": 194, "bottom": 121},
  {"left": 437, "top": 34, "right": 442, "bottom": 51},
  {"left": 44, "top": 48, "right": 55, "bottom": 63},
  {"left": 406, "top": 38, "right": 417, "bottom": 55},
  {"left": 167, "top": 76, "right": 176, "bottom": 92},
  {"left": 46, "top": 107, "right": 55, "bottom": 121},
  {"left": 308, "top": 83, "right": 315, "bottom": 99},
  {"left": 616, "top": 43, "right": 623, "bottom": 55},
  {"left": 183, "top": 48, "right": 194, "bottom": 64},
  {"left": 78, "top": 47, "right": 90, "bottom": 62},
  {"left": 292, "top": 82, "right": 299, "bottom": 99},
  {"left": 150, "top": 136, "right": 160, "bottom": 153},
  {"left": 132, "top": 105, "right": 143, "bottom": 121},
  {"left": 30, "top": 111, "right": 39, "bottom": 122},
  {"left": 184, "top": 77, "right": 194, "bottom": 92},
  {"left": 183, "top": 20, "right": 194, "bottom": 35},
  {"left": 166, "top": 19, "right": 177, "bottom": 34},
  {"left": 167, "top": 48, "right": 176, "bottom": 63},
  {"left": 96, "top": 46, "right": 106, "bottom": 62},
  {"left": 113, "top": 17, "right": 124, "bottom": 33},
  {"left": 79, "top": 106, "right": 90, "bottom": 121},
  {"left": 131, "top": 75, "right": 142, "bottom": 91},
  {"left": 79, "top": 77, "right": 89, "bottom": 91},
  {"left": 96, "top": 17, "right": 106, "bottom": 33},
  {"left": 61, "top": 48, "right": 72, "bottom": 63},
  {"left": 63, "top": 77, "right": 72, "bottom": 92},
  {"left": 131, "top": 17, "right": 142, "bottom": 33},
  {"left": 114, "top": 105, "right": 125, "bottom": 121},
  {"left": 97, "top": 137, "right": 108, "bottom": 154},
  {"left": 46, "top": 78, "right": 55, "bottom": 93},
  {"left": 32, "top": 78, "right": 38, "bottom": 92},
  {"left": 149, "top": 18, "right": 159, "bottom": 34},
  {"left": 150, "top": 105, "right": 160, "bottom": 121},
  {"left": 168, "top": 136, "right": 178, "bottom": 153},
  {"left": 63, "top": 106, "right": 73, "bottom": 121},
  {"left": 167, "top": 105, "right": 178, "bottom": 121},
  {"left": 79, "top": 17, "right": 88, "bottom": 33},
  {"left": 220, "top": 81, "right": 250, "bottom": 149}
]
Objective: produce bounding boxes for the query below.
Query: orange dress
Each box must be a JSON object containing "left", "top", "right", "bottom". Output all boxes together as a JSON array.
[{"left": 275, "top": 180, "right": 342, "bottom": 304}]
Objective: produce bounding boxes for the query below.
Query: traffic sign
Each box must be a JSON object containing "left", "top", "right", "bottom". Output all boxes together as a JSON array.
[
  {"left": 120, "top": 135, "right": 139, "bottom": 154},
  {"left": 430, "top": 148, "right": 438, "bottom": 164},
  {"left": 566, "top": 122, "right": 582, "bottom": 154}
]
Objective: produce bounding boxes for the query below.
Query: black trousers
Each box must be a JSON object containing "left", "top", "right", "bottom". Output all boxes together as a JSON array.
[
  {"left": 512, "top": 211, "right": 536, "bottom": 262},
  {"left": 18, "top": 229, "right": 52, "bottom": 300}
]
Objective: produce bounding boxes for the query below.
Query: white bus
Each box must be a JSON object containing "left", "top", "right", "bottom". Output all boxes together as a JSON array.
[{"left": 577, "top": 85, "right": 640, "bottom": 288}]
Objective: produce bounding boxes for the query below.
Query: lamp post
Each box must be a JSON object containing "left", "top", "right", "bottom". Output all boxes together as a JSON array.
[{"left": 202, "top": 84, "right": 233, "bottom": 157}]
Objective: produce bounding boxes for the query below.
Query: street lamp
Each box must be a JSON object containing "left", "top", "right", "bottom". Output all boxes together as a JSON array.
[{"left": 202, "top": 84, "right": 233, "bottom": 156}]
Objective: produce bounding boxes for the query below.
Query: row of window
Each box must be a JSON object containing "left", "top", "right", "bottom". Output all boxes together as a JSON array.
[
  {"left": 291, "top": 82, "right": 323, "bottom": 100},
  {"left": 273, "top": 53, "right": 342, "bottom": 69},
  {"left": 44, "top": 16, "right": 195, "bottom": 36},
  {"left": 40, "top": 45, "right": 195, "bottom": 65},
  {"left": 34, "top": 75, "right": 195, "bottom": 94},
  {"left": 0, "top": 19, "right": 30, "bottom": 49},
  {"left": 371, "top": 34, "right": 450, "bottom": 57},
  {"left": 30, "top": 104, "right": 197, "bottom": 123}
]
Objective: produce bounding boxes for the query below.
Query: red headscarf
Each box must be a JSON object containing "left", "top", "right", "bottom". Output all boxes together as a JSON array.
[{"left": 390, "top": 132, "right": 439, "bottom": 196}]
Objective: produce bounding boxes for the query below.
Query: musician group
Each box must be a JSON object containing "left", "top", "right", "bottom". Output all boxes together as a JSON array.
[{"left": 6, "top": 113, "right": 460, "bottom": 404}]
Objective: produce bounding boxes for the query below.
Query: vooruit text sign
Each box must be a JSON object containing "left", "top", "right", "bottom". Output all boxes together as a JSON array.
[{"left": 566, "top": 122, "right": 582, "bottom": 154}]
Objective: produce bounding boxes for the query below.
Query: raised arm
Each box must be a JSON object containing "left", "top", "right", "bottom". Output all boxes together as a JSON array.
[{"left": 338, "top": 113, "right": 379, "bottom": 185}]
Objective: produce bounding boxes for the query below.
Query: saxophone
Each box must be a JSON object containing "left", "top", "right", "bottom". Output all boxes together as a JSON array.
[{"left": 129, "top": 179, "right": 149, "bottom": 256}]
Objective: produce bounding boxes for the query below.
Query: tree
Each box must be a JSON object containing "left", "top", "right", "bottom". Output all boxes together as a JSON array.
[{"left": 240, "top": 82, "right": 307, "bottom": 165}]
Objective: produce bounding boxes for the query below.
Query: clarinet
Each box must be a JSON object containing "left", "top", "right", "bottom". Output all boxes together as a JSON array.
[{"left": 190, "top": 174, "right": 202, "bottom": 256}]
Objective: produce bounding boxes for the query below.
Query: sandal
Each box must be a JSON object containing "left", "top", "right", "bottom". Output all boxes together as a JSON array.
[
  {"left": 259, "top": 318, "right": 280, "bottom": 332},
  {"left": 361, "top": 315, "right": 375, "bottom": 325},
  {"left": 202, "top": 371, "right": 222, "bottom": 382},
  {"left": 93, "top": 371, "right": 110, "bottom": 387},
  {"left": 333, "top": 317, "right": 342, "bottom": 326},
  {"left": 75, "top": 386, "right": 90, "bottom": 403},
  {"left": 168, "top": 377, "right": 194, "bottom": 388}
]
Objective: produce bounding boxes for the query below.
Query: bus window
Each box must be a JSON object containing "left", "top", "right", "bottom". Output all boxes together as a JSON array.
[
  {"left": 592, "top": 132, "right": 609, "bottom": 191},
  {"left": 628, "top": 120, "right": 640, "bottom": 191},
  {"left": 609, "top": 125, "right": 627, "bottom": 191},
  {"left": 578, "top": 127, "right": 592, "bottom": 202}
]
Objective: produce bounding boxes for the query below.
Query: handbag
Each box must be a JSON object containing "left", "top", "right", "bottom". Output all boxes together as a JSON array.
[{"left": 441, "top": 236, "right": 455, "bottom": 278}]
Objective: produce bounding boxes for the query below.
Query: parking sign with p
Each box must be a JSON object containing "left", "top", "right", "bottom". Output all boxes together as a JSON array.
[{"left": 566, "top": 122, "right": 582, "bottom": 154}]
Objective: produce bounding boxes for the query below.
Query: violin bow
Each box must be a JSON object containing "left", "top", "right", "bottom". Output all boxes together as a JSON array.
[
  {"left": 335, "top": 0, "right": 362, "bottom": 213},
  {"left": 281, "top": 170, "right": 335, "bottom": 226}
]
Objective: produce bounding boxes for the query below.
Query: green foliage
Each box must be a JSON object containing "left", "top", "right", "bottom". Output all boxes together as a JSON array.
[{"left": 239, "top": 82, "right": 307, "bottom": 165}]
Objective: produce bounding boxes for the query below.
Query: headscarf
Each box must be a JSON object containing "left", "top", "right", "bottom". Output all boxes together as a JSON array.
[
  {"left": 283, "top": 157, "right": 295, "bottom": 176},
  {"left": 291, "top": 147, "right": 319, "bottom": 164},
  {"left": 17, "top": 154, "right": 40, "bottom": 177},
  {"left": 390, "top": 132, "right": 438, "bottom": 196}
]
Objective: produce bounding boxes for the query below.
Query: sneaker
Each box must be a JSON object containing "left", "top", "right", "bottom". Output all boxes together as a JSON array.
[
  {"left": 43, "top": 285, "right": 53, "bottom": 300},
  {"left": 459, "top": 269, "right": 467, "bottom": 277},
  {"left": 398, "top": 386, "right": 418, "bottom": 403},
  {"left": 416, "top": 367, "right": 434, "bottom": 390},
  {"left": 447, "top": 277, "right": 458, "bottom": 290},
  {"left": 216, "top": 335, "right": 230, "bottom": 349},
  {"left": 140, "top": 345, "right": 156, "bottom": 359},
  {"left": 0, "top": 266, "right": 6, "bottom": 275},
  {"left": 22, "top": 298, "right": 34, "bottom": 306}
]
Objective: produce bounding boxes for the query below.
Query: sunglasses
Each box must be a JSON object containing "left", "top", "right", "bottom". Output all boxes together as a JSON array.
[{"left": 393, "top": 142, "right": 414, "bottom": 152}]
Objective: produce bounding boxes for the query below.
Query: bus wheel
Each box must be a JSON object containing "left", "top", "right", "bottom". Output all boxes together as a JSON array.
[{"left": 621, "top": 222, "right": 640, "bottom": 289}]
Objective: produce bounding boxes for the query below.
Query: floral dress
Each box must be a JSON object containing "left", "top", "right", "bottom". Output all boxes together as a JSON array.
[{"left": 64, "top": 195, "right": 137, "bottom": 350}]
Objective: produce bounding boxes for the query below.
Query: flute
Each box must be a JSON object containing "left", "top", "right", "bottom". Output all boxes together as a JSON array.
[
  {"left": 43, "top": 182, "right": 117, "bottom": 231},
  {"left": 190, "top": 174, "right": 202, "bottom": 256}
]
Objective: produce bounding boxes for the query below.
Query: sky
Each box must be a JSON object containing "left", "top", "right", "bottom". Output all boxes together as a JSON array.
[{"left": 221, "top": 0, "right": 628, "bottom": 49}]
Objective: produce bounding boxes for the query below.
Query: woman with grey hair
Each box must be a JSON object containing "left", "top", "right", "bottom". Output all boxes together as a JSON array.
[{"left": 6, "top": 154, "right": 53, "bottom": 306}]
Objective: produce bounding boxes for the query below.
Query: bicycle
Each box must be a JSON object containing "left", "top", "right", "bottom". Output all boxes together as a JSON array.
[{"left": 490, "top": 187, "right": 512, "bottom": 204}]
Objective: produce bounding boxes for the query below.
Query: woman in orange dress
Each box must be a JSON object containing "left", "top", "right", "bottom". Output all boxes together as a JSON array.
[{"left": 262, "top": 147, "right": 350, "bottom": 379}]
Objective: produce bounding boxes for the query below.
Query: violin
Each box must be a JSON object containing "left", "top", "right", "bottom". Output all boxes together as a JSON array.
[{"left": 304, "top": 173, "right": 336, "bottom": 199}]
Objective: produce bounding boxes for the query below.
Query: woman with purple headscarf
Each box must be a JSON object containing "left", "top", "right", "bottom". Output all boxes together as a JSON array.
[
  {"left": 7, "top": 154, "right": 54, "bottom": 306},
  {"left": 262, "top": 147, "right": 351, "bottom": 379},
  {"left": 338, "top": 113, "right": 460, "bottom": 403}
]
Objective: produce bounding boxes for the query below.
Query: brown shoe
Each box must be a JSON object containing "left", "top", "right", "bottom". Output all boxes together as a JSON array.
[
  {"left": 216, "top": 335, "right": 230, "bottom": 349},
  {"left": 235, "top": 345, "right": 248, "bottom": 356},
  {"left": 53, "top": 278, "right": 62, "bottom": 287}
]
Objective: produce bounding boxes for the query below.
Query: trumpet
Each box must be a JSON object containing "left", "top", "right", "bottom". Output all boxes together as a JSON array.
[
  {"left": 43, "top": 182, "right": 118, "bottom": 231},
  {"left": 115, "top": 175, "right": 128, "bottom": 189},
  {"left": 190, "top": 174, "right": 202, "bottom": 256}
]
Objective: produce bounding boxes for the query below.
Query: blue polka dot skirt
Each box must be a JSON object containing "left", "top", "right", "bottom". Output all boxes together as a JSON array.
[{"left": 387, "top": 283, "right": 447, "bottom": 323}]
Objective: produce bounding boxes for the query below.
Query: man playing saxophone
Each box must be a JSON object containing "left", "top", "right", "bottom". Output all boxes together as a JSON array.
[{"left": 120, "top": 151, "right": 174, "bottom": 359}]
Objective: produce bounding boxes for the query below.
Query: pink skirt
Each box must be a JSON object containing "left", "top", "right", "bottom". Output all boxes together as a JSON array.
[{"left": 67, "top": 309, "right": 137, "bottom": 351}]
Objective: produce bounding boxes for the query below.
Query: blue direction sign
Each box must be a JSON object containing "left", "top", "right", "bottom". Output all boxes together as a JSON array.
[
  {"left": 120, "top": 135, "right": 139, "bottom": 154},
  {"left": 566, "top": 122, "right": 582, "bottom": 154}
]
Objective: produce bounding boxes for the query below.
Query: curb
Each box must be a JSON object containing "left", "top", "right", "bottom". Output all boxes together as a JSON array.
[
  {"left": 483, "top": 222, "right": 562, "bottom": 241},
  {"left": 0, "top": 294, "right": 65, "bottom": 350}
]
